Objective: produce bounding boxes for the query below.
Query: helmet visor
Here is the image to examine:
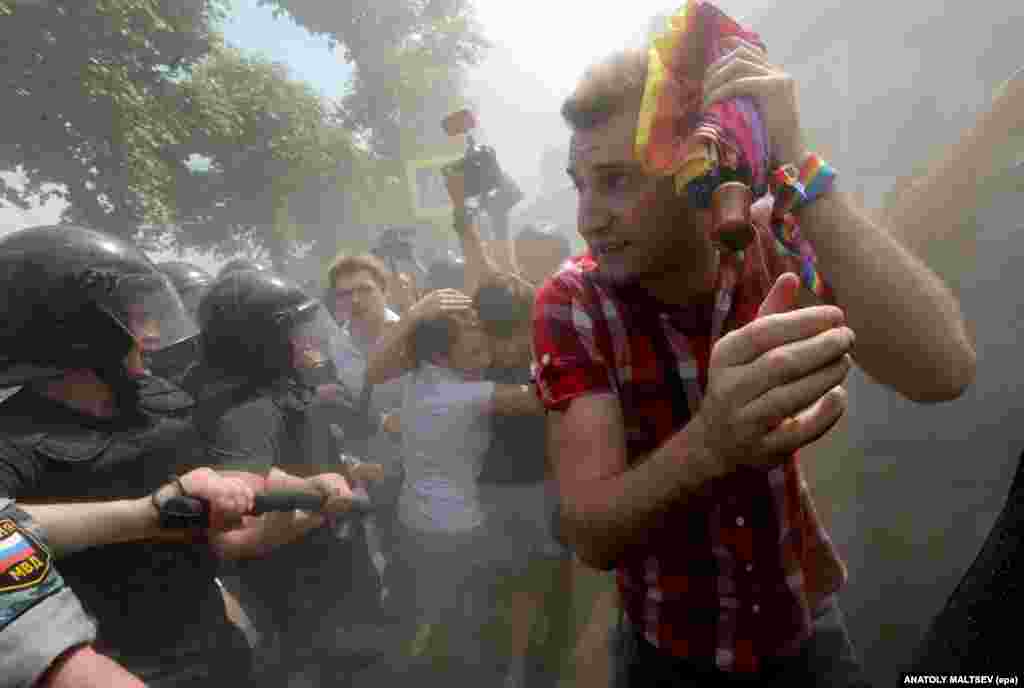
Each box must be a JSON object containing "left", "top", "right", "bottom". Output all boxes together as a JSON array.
[
  {"left": 177, "top": 284, "right": 208, "bottom": 321},
  {"left": 102, "top": 273, "right": 200, "bottom": 354},
  {"left": 288, "top": 304, "right": 348, "bottom": 387}
]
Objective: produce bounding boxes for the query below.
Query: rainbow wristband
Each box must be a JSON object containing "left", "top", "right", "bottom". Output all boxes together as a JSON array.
[
  {"left": 794, "top": 153, "right": 836, "bottom": 210},
  {"left": 769, "top": 163, "right": 807, "bottom": 221}
]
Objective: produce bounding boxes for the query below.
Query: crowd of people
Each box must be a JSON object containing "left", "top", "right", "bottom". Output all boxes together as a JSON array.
[{"left": 2, "top": 1, "right": 1023, "bottom": 687}]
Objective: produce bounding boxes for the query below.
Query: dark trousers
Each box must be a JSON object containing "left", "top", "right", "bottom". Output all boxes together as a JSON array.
[{"left": 612, "top": 598, "right": 873, "bottom": 688}]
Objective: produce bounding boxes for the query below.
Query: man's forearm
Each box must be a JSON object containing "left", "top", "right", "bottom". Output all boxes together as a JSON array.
[
  {"left": 558, "top": 423, "right": 723, "bottom": 570},
  {"left": 41, "top": 646, "right": 146, "bottom": 688},
  {"left": 366, "top": 315, "right": 417, "bottom": 385},
  {"left": 486, "top": 210, "right": 517, "bottom": 275},
  {"left": 800, "top": 190, "right": 975, "bottom": 402},
  {"left": 455, "top": 207, "right": 499, "bottom": 296},
  {"left": 20, "top": 499, "right": 162, "bottom": 558}
]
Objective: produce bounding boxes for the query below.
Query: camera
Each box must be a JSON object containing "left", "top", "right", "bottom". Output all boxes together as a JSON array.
[
  {"left": 443, "top": 140, "right": 505, "bottom": 201},
  {"left": 441, "top": 109, "right": 523, "bottom": 210}
]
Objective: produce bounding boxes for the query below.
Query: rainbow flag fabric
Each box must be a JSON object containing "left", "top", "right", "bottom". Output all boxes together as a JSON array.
[{"left": 635, "top": 0, "right": 771, "bottom": 208}]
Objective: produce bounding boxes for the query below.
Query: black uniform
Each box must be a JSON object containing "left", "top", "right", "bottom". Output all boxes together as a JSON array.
[
  {"left": 909, "top": 449, "right": 1024, "bottom": 673},
  {"left": 0, "top": 225, "right": 250, "bottom": 686},
  {"left": 0, "top": 380, "right": 250, "bottom": 685},
  {"left": 188, "top": 269, "right": 384, "bottom": 687}
]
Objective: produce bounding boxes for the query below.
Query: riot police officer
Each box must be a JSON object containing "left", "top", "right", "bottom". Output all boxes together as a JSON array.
[
  {"left": 187, "top": 269, "right": 386, "bottom": 687},
  {"left": 0, "top": 225, "right": 354, "bottom": 687}
]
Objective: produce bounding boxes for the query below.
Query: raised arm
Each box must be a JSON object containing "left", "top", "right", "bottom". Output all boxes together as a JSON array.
[
  {"left": 482, "top": 207, "right": 518, "bottom": 276},
  {"left": 366, "top": 289, "right": 474, "bottom": 385},
  {"left": 704, "top": 38, "right": 977, "bottom": 403},
  {"left": 365, "top": 312, "right": 420, "bottom": 386},
  {"left": 445, "top": 166, "right": 504, "bottom": 296}
]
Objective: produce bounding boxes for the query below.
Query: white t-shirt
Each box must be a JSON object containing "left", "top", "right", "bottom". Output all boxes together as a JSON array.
[
  {"left": 332, "top": 309, "right": 404, "bottom": 472},
  {"left": 335, "top": 308, "right": 401, "bottom": 404},
  {"left": 398, "top": 363, "right": 495, "bottom": 534}
]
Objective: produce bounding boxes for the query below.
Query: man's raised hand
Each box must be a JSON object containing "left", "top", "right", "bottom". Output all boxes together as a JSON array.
[{"left": 691, "top": 273, "right": 854, "bottom": 474}]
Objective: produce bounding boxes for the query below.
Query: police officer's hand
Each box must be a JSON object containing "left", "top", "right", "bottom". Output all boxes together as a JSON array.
[
  {"left": 689, "top": 273, "right": 854, "bottom": 475},
  {"left": 176, "top": 467, "right": 255, "bottom": 531},
  {"left": 350, "top": 463, "right": 386, "bottom": 484},
  {"left": 305, "top": 472, "right": 358, "bottom": 515},
  {"left": 209, "top": 469, "right": 327, "bottom": 557}
]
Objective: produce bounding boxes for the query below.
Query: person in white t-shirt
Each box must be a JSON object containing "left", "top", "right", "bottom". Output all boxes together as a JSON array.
[{"left": 367, "top": 289, "right": 542, "bottom": 678}]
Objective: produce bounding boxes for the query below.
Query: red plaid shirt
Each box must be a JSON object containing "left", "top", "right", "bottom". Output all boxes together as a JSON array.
[{"left": 532, "top": 215, "right": 848, "bottom": 673}]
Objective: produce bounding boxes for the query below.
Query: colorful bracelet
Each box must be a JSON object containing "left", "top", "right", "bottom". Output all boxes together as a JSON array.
[
  {"left": 769, "top": 163, "right": 807, "bottom": 221},
  {"left": 766, "top": 154, "right": 834, "bottom": 300},
  {"left": 795, "top": 153, "right": 837, "bottom": 210}
]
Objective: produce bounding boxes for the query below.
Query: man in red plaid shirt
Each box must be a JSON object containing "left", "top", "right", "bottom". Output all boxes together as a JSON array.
[{"left": 532, "top": 26, "right": 976, "bottom": 688}]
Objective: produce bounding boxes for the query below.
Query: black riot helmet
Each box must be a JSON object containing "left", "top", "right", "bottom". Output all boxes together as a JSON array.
[
  {"left": 0, "top": 225, "right": 198, "bottom": 387},
  {"left": 157, "top": 261, "right": 213, "bottom": 319},
  {"left": 217, "top": 258, "right": 270, "bottom": 279},
  {"left": 198, "top": 269, "right": 344, "bottom": 387}
]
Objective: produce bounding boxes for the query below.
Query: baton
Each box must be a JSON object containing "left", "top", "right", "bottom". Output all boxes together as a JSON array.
[{"left": 158, "top": 489, "right": 373, "bottom": 529}]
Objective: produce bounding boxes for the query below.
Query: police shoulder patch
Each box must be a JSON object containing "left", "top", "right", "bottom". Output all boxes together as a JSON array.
[{"left": 0, "top": 518, "right": 51, "bottom": 593}]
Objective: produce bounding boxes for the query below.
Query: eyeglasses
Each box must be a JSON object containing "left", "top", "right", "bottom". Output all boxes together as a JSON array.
[{"left": 332, "top": 284, "right": 376, "bottom": 300}]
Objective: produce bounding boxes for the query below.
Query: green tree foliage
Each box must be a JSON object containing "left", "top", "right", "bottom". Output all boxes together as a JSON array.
[
  {"left": 257, "top": 0, "right": 489, "bottom": 161},
  {"left": 0, "top": 0, "right": 229, "bottom": 236},
  {"left": 1, "top": 0, "right": 491, "bottom": 272},
  {"left": 258, "top": 0, "right": 490, "bottom": 254},
  {"left": 164, "top": 45, "right": 368, "bottom": 270}
]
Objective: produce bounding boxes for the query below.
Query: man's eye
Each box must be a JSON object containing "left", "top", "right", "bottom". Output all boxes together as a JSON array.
[{"left": 604, "top": 173, "right": 629, "bottom": 190}]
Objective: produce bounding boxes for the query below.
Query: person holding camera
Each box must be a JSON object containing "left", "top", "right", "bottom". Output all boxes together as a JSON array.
[{"left": 443, "top": 151, "right": 587, "bottom": 687}]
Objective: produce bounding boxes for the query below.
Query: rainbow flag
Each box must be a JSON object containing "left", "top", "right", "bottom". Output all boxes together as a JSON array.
[
  {"left": 636, "top": 0, "right": 770, "bottom": 204},
  {"left": 0, "top": 530, "right": 36, "bottom": 571}
]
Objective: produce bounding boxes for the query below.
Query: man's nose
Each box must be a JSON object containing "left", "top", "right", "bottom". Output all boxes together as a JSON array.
[{"left": 578, "top": 191, "right": 612, "bottom": 240}]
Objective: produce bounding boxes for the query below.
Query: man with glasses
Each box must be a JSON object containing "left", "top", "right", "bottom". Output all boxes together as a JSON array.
[{"left": 322, "top": 254, "right": 409, "bottom": 606}]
